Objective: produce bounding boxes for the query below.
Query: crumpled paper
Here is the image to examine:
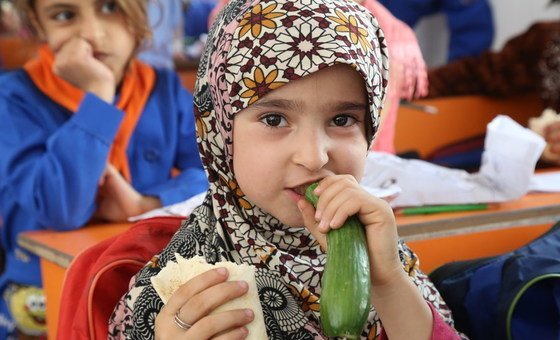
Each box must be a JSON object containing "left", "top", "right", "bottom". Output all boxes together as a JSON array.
[{"left": 361, "top": 115, "right": 546, "bottom": 207}]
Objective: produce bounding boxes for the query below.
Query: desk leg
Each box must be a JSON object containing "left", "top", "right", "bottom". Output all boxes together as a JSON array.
[{"left": 41, "top": 259, "right": 65, "bottom": 340}]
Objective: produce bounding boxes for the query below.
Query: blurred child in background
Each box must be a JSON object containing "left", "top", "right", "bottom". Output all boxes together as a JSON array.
[
  {"left": 0, "top": 0, "right": 207, "bottom": 337},
  {"left": 378, "top": 0, "right": 494, "bottom": 62}
]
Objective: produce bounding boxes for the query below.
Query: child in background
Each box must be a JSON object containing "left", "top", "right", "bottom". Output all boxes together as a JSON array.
[
  {"left": 378, "top": 0, "right": 494, "bottom": 62},
  {"left": 109, "top": 0, "right": 461, "bottom": 338},
  {"left": 0, "top": 0, "right": 207, "bottom": 337},
  {"left": 356, "top": 0, "right": 428, "bottom": 153}
]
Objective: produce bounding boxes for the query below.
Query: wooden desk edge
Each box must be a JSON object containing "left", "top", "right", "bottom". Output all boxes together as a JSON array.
[
  {"left": 17, "top": 234, "right": 73, "bottom": 268},
  {"left": 399, "top": 203, "right": 560, "bottom": 241}
]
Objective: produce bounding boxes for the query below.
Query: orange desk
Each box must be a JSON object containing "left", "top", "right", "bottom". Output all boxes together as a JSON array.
[
  {"left": 17, "top": 191, "right": 560, "bottom": 339},
  {"left": 18, "top": 223, "right": 131, "bottom": 339},
  {"left": 401, "top": 191, "right": 560, "bottom": 273}
]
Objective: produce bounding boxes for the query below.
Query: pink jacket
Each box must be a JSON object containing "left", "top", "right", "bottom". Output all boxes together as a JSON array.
[{"left": 359, "top": 0, "right": 428, "bottom": 153}]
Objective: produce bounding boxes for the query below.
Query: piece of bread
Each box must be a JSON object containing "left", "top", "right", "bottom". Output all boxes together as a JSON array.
[
  {"left": 528, "top": 108, "right": 560, "bottom": 162},
  {"left": 151, "top": 254, "right": 267, "bottom": 339}
]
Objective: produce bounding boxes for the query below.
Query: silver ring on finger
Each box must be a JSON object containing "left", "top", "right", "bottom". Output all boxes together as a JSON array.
[{"left": 173, "top": 308, "right": 193, "bottom": 331}]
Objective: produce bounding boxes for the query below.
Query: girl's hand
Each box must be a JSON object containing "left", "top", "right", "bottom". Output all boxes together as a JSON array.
[
  {"left": 299, "top": 176, "right": 434, "bottom": 338},
  {"left": 544, "top": 121, "right": 560, "bottom": 164},
  {"left": 95, "top": 164, "right": 161, "bottom": 221},
  {"left": 298, "top": 175, "right": 402, "bottom": 286},
  {"left": 155, "top": 268, "right": 254, "bottom": 339},
  {"left": 53, "top": 37, "right": 115, "bottom": 103}
]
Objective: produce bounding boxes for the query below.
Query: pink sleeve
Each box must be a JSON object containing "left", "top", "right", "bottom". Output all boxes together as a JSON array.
[{"left": 377, "top": 302, "right": 462, "bottom": 340}]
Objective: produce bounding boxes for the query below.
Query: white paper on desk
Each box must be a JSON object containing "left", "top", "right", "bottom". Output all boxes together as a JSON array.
[
  {"left": 129, "top": 192, "right": 206, "bottom": 221},
  {"left": 361, "top": 115, "right": 546, "bottom": 207},
  {"left": 530, "top": 171, "right": 560, "bottom": 192}
]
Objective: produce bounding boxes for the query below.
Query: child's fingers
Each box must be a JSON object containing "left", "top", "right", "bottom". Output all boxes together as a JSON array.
[
  {"left": 194, "top": 310, "right": 253, "bottom": 339},
  {"left": 177, "top": 280, "right": 249, "bottom": 326},
  {"left": 297, "top": 199, "right": 327, "bottom": 251},
  {"left": 156, "top": 308, "right": 252, "bottom": 339},
  {"left": 164, "top": 268, "right": 230, "bottom": 313},
  {"left": 318, "top": 188, "right": 363, "bottom": 230},
  {"left": 545, "top": 122, "right": 560, "bottom": 142},
  {"left": 314, "top": 175, "right": 358, "bottom": 219}
]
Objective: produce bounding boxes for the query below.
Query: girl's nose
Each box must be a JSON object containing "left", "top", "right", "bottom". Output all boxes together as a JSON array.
[
  {"left": 78, "top": 16, "right": 104, "bottom": 45},
  {"left": 292, "top": 130, "right": 330, "bottom": 172}
]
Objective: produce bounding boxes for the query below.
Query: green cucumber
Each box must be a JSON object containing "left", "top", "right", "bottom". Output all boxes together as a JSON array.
[{"left": 305, "top": 183, "right": 371, "bottom": 339}]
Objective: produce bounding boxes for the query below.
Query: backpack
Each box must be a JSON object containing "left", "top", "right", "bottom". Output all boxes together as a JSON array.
[
  {"left": 57, "top": 216, "right": 185, "bottom": 340},
  {"left": 429, "top": 221, "right": 560, "bottom": 340}
]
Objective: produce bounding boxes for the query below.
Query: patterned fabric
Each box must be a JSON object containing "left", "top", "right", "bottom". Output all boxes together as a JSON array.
[
  {"left": 427, "top": 22, "right": 560, "bottom": 112},
  {"left": 109, "top": 0, "right": 455, "bottom": 338}
]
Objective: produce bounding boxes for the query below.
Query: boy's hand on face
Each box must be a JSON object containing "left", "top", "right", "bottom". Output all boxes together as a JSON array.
[
  {"left": 155, "top": 268, "right": 254, "bottom": 339},
  {"left": 53, "top": 37, "right": 115, "bottom": 103},
  {"left": 94, "top": 164, "right": 161, "bottom": 222},
  {"left": 299, "top": 175, "right": 402, "bottom": 286}
]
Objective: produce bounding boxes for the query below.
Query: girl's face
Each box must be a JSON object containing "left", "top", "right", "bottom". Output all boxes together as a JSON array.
[
  {"left": 31, "top": 0, "right": 136, "bottom": 83},
  {"left": 233, "top": 64, "right": 370, "bottom": 227}
]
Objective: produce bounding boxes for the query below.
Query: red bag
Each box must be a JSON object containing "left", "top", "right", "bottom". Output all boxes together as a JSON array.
[{"left": 57, "top": 216, "right": 184, "bottom": 340}]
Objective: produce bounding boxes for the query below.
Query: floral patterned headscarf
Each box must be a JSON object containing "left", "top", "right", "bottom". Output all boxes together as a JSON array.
[
  {"left": 109, "top": 0, "right": 454, "bottom": 338},
  {"left": 191, "top": 0, "right": 388, "bottom": 333}
]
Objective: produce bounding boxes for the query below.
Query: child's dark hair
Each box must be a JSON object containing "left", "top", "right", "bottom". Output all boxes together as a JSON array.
[{"left": 15, "top": 0, "right": 151, "bottom": 45}]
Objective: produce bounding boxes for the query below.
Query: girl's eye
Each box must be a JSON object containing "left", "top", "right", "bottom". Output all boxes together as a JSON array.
[
  {"left": 260, "top": 114, "right": 287, "bottom": 128},
  {"left": 100, "top": 1, "right": 119, "bottom": 13},
  {"left": 52, "top": 10, "right": 74, "bottom": 22},
  {"left": 331, "top": 114, "right": 357, "bottom": 127}
]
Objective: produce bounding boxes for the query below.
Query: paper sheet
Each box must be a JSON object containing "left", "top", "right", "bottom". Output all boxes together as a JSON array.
[
  {"left": 530, "top": 171, "right": 560, "bottom": 192},
  {"left": 361, "top": 115, "right": 546, "bottom": 207}
]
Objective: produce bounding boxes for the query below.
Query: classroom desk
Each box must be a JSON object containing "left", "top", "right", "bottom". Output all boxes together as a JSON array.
[
  {"left": 398, "top": 191, "right": 560, "bottom": 273},
  {"left": 17, "top": 190, "right": 560, "bottom": 339},
  {"left": 17, "top": 223, "right": 132, "bottom": 340}
]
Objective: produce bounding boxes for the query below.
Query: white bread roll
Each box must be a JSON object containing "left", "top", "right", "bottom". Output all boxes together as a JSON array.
[{"left": 151, "top": 254, "right": 267, "bottom": 339}]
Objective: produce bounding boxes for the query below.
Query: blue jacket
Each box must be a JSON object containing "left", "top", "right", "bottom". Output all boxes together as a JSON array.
[
  {"left": 378, "top": 0, "right": 494, "bottom": 61},
  {"left": 0, "top": 67, "right": 208, "bottom": 290}
]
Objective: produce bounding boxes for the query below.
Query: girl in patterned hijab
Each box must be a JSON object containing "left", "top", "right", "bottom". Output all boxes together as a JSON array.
[{"left": 109, "top": 0, "right": 462, "bottom": 338}]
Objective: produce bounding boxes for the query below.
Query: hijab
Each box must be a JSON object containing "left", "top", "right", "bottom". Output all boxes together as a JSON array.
[{"left": 109, "top": 0, "right": 453, "bottom": 337}]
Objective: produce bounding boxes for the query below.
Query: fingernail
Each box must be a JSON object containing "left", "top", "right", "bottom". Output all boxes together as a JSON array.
[
  {"left": 216, "top": 267, "right": 227, "bottom": 276},
  {"left": 240, "top": 326, "right": 249, "bottom": 337},
  {"left": 314, "top": 209, "right": 322, "bottom": 220},
  {"left": 244, "top": 309, "right": 254, "bottom": 319},
  {"left": 238, "top": 280, "right": 248, "bottom": 289}
]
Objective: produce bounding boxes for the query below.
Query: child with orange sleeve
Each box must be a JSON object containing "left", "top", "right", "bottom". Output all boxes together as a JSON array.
[{"left": 0, "top": 0, "right": 207, "bottom": 337}]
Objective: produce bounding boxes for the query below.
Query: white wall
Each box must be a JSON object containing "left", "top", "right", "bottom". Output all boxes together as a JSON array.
[{"left": 415, "top": 0, "right": 560, "bottom": 67}]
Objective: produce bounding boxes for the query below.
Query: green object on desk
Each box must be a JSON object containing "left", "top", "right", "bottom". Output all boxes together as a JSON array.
[{"left": 401, "top": 203, "right": 488, "bottom": 215}]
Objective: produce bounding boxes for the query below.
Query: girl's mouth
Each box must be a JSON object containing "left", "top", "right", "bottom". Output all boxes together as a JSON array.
[
  {"left": 93, "top": 52, "right": 108, "bottom": 61},
  {"left": 292, "top": 185, "right": 307, "bottom": 196}
]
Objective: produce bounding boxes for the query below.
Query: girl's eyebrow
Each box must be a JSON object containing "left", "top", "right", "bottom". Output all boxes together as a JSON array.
[
  {"left": 43, "top": 3, "right": 75, "bottom": 12},
  {"left": 251, "top": 98, "right": 367, "bottom": 112},
  {"left": 333, "top": 102, "right": 368, "bottom": 112},
  {"left": 250, "top": 98, "right": 301, "bottom": 111}
]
